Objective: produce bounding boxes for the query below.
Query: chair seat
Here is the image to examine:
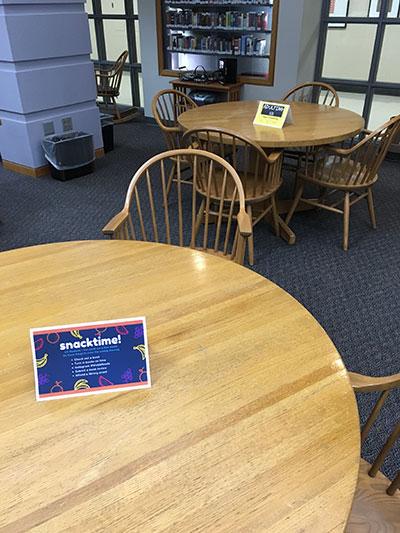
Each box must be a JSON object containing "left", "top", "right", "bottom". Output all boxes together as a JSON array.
[
  {"left": 197, "top": 168, "right": 282, "bottom": 203},
  {"left": 299, "top": 157, "right": 378, "bottom": 189},
  {"left": 97, "top": 86, "right": 119, "bottom": 97},
  {"left": 345, "top": 459, "right": 400, "bottom": 532}
]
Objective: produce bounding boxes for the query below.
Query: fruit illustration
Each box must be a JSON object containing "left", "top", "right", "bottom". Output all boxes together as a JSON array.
[
  {"left": 121, "top": 368, "right": 133, "bottom": 383},
  {"left": 133, "top": 344, "right": 146, "bottom": 360},
  {"left": 98, "top": 376, "right": 114, "bottom": 387},
  {"left": 47, "top": 333, "right": 60, "bottom": 344},
  {"left": 138, "top": 368, "right": 147, "bottom": 383},
  {"left": 36, "top": 353, "right": 48, "bottom": 368},
  {"left": 34, "top": 338, "right": 44, "bottom": 351},
  {"left": 74, "top": 379, "right": 90, "bottom": 390},
  {"left": 116, "top": 326, "right": 129, "bottom": 335},
  {"left": 50, "top": 381, "right": 63, "bottom": 393}
]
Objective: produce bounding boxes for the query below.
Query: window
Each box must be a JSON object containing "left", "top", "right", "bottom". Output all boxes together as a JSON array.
[
  {"left": 86, "top": 0, "right": 143, "bottom": 108},
  {"left": 316, "top": 0, "right": 400, "bottom": 128}
]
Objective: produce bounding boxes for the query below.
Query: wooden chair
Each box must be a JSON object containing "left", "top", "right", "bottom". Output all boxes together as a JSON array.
[
  {"left": 95, "top": 50, "right": 128, "bottom": 123},
  {"left": 282, "top": 81, "right": 339, "bottom": 106},
  {"left": 346, "top": 371, "right": 400, "bottom": 532},
  {"left": 152, "top": 89, "right": 198, "bottom": 190},
  {"left": 285, "top": 115, "right": 400, "bottom": 250},
  {"left": 282, "top": 82, "right": 339, "bottom": 174},
  {"left": 152, "top": 89, "right": 197, "bottom": 151},
  {"left": 182, "top": 127, "right": 284, "bottom": 265},
  {"left": 102, "top": 149, "right": 252, "bottom": 265}
]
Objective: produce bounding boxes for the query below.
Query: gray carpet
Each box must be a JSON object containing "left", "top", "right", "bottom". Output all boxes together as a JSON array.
[{"left": 1, "top": 120, "right": 399, "bottom": 480}]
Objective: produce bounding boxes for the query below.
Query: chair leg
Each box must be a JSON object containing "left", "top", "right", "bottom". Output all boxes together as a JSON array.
[
  {"left": 318, "top": 186, "right": 328, "bottom": 206},
  {"left": 285, "top": 181, "right": 304, "bottom": 226},
  {"left": 343, "top": 192, "right": 350, "bottom": 251},
  {"left": 387, "top": 471, "right": 400, "bottom": 496},
  {"left": 166, "top": 161, "right": 177, "bottom": 197},
  {"left": 112, "top": 97, "right": 121, "bottom": 121},
  {"left": 271, "top": 195, "right": 280, "bottom": 237},
  {"left": 247, "top": 205, "right": 254, "bottom": 266},
  {"left": 292, "top": 155, "right": 302, "bottom": 193},
  {"left": 367, "top": 188, "right": 377, "bottom": 229}
]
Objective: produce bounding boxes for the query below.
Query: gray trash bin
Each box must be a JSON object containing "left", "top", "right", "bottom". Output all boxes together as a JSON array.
[{"left": 42, "top": 131, "right": 95, "bottom": 181}]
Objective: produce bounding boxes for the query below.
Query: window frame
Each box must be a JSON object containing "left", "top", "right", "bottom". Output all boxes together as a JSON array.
[
  {"left": 88, "top": 0, "right": 142, "bottom": 107},
  {"left": 315, "top": 0, "right": 400, "bottom": 127}
]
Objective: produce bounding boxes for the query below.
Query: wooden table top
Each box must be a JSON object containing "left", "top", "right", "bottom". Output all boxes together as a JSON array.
[
  {"left": 0, "top": 241, "right": 360, "bottom": 532},
  {"left": 178, "top": 100, "right": 365, "bottom": 148}
]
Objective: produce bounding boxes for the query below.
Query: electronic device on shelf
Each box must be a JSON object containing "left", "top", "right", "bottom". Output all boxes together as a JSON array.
[
  {"left": 178, "top": 62, "right": 237, "bottom": 85},
  {"left": 218, "top": 58, "right": 237, "bottom": 84}
]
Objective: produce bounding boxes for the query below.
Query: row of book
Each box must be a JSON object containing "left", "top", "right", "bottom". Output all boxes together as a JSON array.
[
  {"left": 166, "top": 1, "right": 271, "bottom": 5},
  {"left": 168, "top": 34, "right": 268, "bottom": 56},
  {"left": 166, "top": 10, "right": 269, "bottom": 30}
]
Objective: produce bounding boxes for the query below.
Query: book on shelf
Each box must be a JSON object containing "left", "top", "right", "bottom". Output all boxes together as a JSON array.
[
  {"left": 166, "top": 9, "right": 269, "bottom": 31},
  {"left": 168, "top": 33, "right": 268, "bottom": 56},
  {"left": 165, "top": 1, "right": 271, "bottom": 6}
]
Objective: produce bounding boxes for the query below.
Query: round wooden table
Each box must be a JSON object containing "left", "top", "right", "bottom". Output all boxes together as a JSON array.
[
  {"left": 178, "top": 100, "right": 365, "bottom": 148},
  {"left": 0, "top": 241, "right": 360, "bottom": 532}
]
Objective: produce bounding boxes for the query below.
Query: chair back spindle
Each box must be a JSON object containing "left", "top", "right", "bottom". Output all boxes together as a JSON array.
[
  {"left": 283, "top": 82, "right": 339, "bottom": 107},
  {"left": 96, "top": 50, "right": 128, "bottom": 95},
  {"left": 349, "top": 371, "right": 400, "bottom": 496},
  {"left": 312, "top": 116, "right": 400, "bottom": 188},
  {"left": 102, "top": 149, "right": 252, "bottom": 264},
  {"left": 182, "top": 127, "right": 283, "bottom": 202},
  {"left": 152, "top": 90, "right": 197, "bottom": 151}
]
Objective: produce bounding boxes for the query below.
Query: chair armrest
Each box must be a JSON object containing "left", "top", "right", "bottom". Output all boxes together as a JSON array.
[
  {"left": 348, "top": 371, "right": 400, "bottom": 393},
  {"left": 102, "top": 210, "right": 129, "bottom": 237},
  {"left": 236, "top": 209, "right": 252, "bottom": 237}
]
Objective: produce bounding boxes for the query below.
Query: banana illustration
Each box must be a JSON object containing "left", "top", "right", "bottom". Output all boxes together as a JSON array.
[
  {"left": 133, "top": 344, "right": 146, "bottom": 360},
  {"left": 36, "top": 353, "right": 49, "bottom": 368},
  {"left": 74, "top": 379, "right": 90, "bottom": 390},
  {"left": 71, "top": 330, "right": 83, "bottom": 340}
]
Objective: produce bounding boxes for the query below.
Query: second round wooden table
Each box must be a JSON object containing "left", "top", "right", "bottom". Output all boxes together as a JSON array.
[
  {"left": 0, "top": 241, "right": 360, "bottom": 531},
  {"left": 178, "top": 100, "right": 364, "bottom": 148}
]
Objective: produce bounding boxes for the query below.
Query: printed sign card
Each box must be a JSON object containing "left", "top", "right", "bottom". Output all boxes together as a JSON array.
[
  {"left": 30, "top": 318, "right": 151, "bottom": 401},
  {"left": 253, "top": 101, "right": 293, "bottom": 129}
]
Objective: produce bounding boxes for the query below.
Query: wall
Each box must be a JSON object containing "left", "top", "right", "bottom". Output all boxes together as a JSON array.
[
  {"left": 0, "top": 0, "right": 102, "bottom": 171},
  {"left": 297, "top": 0, "right": 324, "bottom": 83},
  {"left": 138, "top": 0, "right": 323, "bottom": 117}
]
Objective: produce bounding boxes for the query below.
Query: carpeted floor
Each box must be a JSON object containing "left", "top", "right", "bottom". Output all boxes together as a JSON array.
[{"left": 1, "top": 119, "right": 399, "bottom": 480}]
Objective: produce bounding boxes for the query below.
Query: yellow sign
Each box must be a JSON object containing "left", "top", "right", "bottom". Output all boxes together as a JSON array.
[{"left": 253, "top": 101, "right": 293, "bottom": 129}]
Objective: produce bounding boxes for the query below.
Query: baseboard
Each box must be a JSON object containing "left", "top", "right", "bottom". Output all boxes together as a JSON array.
[
  {"left": 2, "top": 148, "right": 105, "bottom": 177},
  {"left": 2, "top": 160, "right": 49, "bottom": 177}
]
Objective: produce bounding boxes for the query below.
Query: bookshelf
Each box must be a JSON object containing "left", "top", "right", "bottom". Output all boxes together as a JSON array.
[{"left": 156, "top": 0, "right": 279, "bottom": 86}]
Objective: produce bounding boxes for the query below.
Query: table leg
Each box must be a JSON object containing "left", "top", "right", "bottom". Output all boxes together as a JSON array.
[
  {"left": 265, "top": 211, "right": 296, "bottom": 245},
  {"left": 254, "top": 202, "right": 296, "bottom": 245}
]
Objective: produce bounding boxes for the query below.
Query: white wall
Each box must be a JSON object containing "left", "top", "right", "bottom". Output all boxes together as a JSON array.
[{"left": 138, "top": 0, "right": 323, "bottom": 117}]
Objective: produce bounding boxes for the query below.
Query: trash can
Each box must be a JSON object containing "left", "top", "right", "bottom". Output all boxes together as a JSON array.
[
  {"left": 42, "top": 131, "right": 95, "bottom": 181},
  {"left": 100, "top": 113, "right": 114, "bottom": 153}
]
